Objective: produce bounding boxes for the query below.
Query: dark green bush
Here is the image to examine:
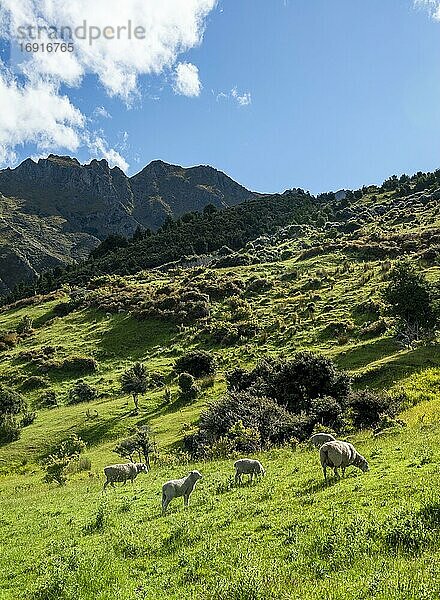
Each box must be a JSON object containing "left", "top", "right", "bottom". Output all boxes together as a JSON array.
[
  {"left": 185, "top": 392, "right": 299, "bottom": 458},
  {"left": 21, "top": 376, "right": 49, "bottom": 391},
  {"left": 349, "top": 390, "right": 395, "bottom": 429},
  {"left": 174, "top": 350, "right": 217, "bottom": 378},
  {"left": 0, "top": 415, "right": 21, "bottom": 444},
  {"left": 68, "top": 381, "right": 98, "bottom": 404},
  {"left": 0, "top": 385, "right": 27, "bottom": 415},
  {"left": 178, "top": 372, "right": 199, "bottom": 401},
  {"left": 226, "top": 353, "right": 351, "bottom": 415}
]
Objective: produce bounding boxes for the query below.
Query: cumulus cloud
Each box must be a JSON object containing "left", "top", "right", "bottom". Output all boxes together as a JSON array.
[
  {"left": 173, "top": 62, "right": 202, "bottom": 97},
  {"left": 0, "top": 0, "right": 216, "bottom": 165},
  {"left": 0, "top": 68, "right": 84, "bottom": 166}
]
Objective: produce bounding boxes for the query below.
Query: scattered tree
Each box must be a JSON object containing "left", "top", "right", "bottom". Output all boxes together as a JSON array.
[
  {"left": 121, "top": 362, "right": 148, "bottom": 411},
  {"left": 382, "top": 261, "right": 439, "bottom": 346}
]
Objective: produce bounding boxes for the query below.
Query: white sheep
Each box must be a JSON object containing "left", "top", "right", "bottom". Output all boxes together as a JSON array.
[
  {"left": 103, "top": 462, "right": 148, "bottom": 490},
  {"left": 319, "top": 440, "right": 368, "bottom": 481},
  {"left": 309, "top": 432, "right": 336, "bottom": 449},
  {"left": 234, "top": 458, "right": 266, "bottom": 484},
  {"left": 162, "top": 470, "right": 203, "bottom": 513}
]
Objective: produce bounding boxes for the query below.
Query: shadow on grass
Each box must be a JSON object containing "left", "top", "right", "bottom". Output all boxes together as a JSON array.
[
  {"left": 97, "top": 314, "right": 177, "bottom": 360},
  {"left": 76, "top": 410, "right": 134, "bottom": 447},
  {"left": 296, "top": 477, "right": 339, "bottom": 496},
  {"left": 334, "top": 337, "right": 398, "bottom": 371}
]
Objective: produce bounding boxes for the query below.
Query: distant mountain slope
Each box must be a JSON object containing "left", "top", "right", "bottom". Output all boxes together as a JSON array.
[{"left": 0, "top": 155, "right": 256, "bottom": 293}]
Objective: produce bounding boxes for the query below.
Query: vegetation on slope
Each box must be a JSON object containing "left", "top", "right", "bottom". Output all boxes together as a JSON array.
[{"left": 0, "top": 169, "right": 439, "bottom": 598}]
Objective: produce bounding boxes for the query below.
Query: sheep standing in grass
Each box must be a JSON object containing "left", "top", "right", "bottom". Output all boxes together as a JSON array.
[
  {"left": 103, "top": 463, "right": 148, "bottom": 490},
  {"left": 162, "top": 470, "right": 203, "bottom": 513},
  {"left": 234, "top": 458, "right": 266, "bottom": 484},
  {"left": 320, "top": 441, "right": 368, "bottom": 481},
  {"left": 309, "top": 432, "right": 336, "bottom": 449}
]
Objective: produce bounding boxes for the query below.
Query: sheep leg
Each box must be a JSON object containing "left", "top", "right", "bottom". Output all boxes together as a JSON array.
[
  {"left": 333, "top": 467, "right": 339, "bottom": 479},
  {"left": 162, "top": 493, "right": 170, "bottom": 514},
  {"left": 184, "top": 494, "right": 189, "bottom": 507},
  {"left": 342, "top": 467, "right": 346, "bottom": 478},
  {"left": 103, "top": 479, "right": 109, "bottom": 491},
  {"left": 235, "top": 472, "right": 241, "bottom": 485},
  {"left": 322, "top": 465, "right": 327, "bottom": 481}
]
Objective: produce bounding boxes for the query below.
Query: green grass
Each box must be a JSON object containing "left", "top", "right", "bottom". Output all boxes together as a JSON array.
[
  {"left": 2, "top": 425, "right": 440, "bottom": 599},
  {"left": 1, "top": 250, "right": 440, "bottom": 599}
]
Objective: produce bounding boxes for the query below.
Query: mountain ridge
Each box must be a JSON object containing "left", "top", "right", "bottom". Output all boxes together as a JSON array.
[{"left": 0, "top": 154, "right": 257, "bottom": 293}]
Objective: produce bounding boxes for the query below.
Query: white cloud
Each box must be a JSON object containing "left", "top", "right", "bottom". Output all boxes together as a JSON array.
[
  {"left": 173, "top": 62, "right": 202, "bottom": 97},
  {"left": 415, "top": 0, "right": 440, "bottom": 18},
  {"left": 215, "top": 87, "right": 252, "bottom": 107},
  {"left": 0, "top": 68, "right": 84, "bottom": 166},
  {"left": 231, "top": 86, "right": 252, "bottom": 106},
  {"left": 0, "top": 0, "right": 217, "bottom": 165},
  {"left": 88, "top": 135, "right": 129, "bottom": 171},
  {"left": 93, "top": 106, "right": 112, "bottom": 119},
  {"left": 1, "top": 0, "right": 216, "bottom": 99}
]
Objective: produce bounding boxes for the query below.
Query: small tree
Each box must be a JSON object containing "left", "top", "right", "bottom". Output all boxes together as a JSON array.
[
  {"left": 44, "top": 434, "right": 86, "bottom": 485},
  {"left": 121, "top": 363, "right": 148, "bottom": 411},
  {"left": 114, "top": 425, "right": 156, "bottom": 468},
  {"left": 16, "top": 315, "right": 34, "bottom": 336},
  {"left": 382, "top": 261, "right": 439, "bottom": 347}
]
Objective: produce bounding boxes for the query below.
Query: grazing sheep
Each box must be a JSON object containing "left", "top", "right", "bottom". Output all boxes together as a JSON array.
[
  {"left": 320, "top": 441, "right": 369, "bottom": 481},
  {"left": 162, "top": 470, "right": 203, "bottom": 513},
  {"left": 103, "top": 462, "right": 148, "bottom": 490},
  {"left": 234, "top": 458, "right": 266, "bottom": 484},
  {"left": 309, "top": 432, "right": 336, "bottom": 449}
]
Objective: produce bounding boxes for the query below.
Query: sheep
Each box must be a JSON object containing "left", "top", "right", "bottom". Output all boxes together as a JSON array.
[
  {"left": 234, "top": 458, "right": 266, "bottom": 484},
  {"left": 162, "top": 470, "right": 203, "bottom": 513},
  {"left": 319, "top": 440, "right": 368, "bottom": 481},
  {"left": 309, "top": 432, "right": 336, "bottom": 449},
  {"left": 103, "top": 462, "right": 148, "bottom": 490}
]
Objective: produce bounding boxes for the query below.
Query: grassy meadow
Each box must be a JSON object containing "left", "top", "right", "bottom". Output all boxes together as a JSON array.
[{"left": 1, "top": 234, "right": 440, "bottom": 598}]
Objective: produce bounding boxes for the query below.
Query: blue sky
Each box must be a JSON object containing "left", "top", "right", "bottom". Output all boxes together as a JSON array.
[{"left": 1, "top": 0, "right": 440, "bottom": 194}]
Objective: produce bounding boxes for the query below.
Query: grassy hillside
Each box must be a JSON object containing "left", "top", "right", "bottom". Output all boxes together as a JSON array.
[{"left": 0, "top": 183, "right": 440, "bottom": 598}]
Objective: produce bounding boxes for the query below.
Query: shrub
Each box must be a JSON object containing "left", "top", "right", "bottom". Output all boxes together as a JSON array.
[
  {"left": 178, "top": 372, "right": 200, "bottom": 402},
  {"left": 20, "top": 411, "right": 36, "bottom": 427},
  {"left": 44, "top": 435, "right": 86, "bottom": 485},
  {"left": 382, "top": 260, "right": 439, "bottom": 346},
  {"left": 185, "top": 392, "right": 299, "bottom": 458},
  {"left": 174, "top": 350, "right": 217, "bottom": 378},
  {"left": 16, "top": 315, "right": 34, "bottom": 335},
  {"left": 21, "top": 376, "right": 49, "bottom": 391},
  {"left": 0, "top": 385, "right": 27, "bottom": 415},
  {"left": 38, "top": 390, "right": 58, "bottom": 409},
  {"left": 349, "top": 390, "right": 395, "bottom": 429},
  {"left": 359, "top": 318, "right": 387, "bottom": 338},
  {"left": 68, "top": 381, "right": 98, "bottom": 404},
  {"left": 226, "top": 353, "right": 351, "bottom": 415},
  {"left": 114, "top": 425, "right": 156, "bottom": 467},
  {"left": 0, "top": 415, "right": 21, "bottom": 444},
  {"left": 310, "top": 396, "right": 345, "bottom": 431},
  {"left": 59, "top": 356, "right": 98, "bottom": 374},
  {"left": 0, "top": 331, "right": 18, "bottom": 348}
]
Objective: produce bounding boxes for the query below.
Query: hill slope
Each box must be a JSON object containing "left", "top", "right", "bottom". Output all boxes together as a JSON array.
[{"left": 0, "top": 217, "right": 439, "bottom": 597}]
